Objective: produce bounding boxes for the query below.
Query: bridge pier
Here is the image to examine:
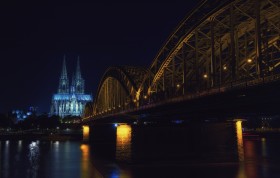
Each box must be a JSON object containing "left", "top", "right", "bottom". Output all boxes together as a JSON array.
[{"left": 84, "top": 120, "right": 243, "bottom": 163}]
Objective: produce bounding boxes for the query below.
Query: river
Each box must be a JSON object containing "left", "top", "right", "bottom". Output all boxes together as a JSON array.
[{"left": 1, "top": 123, "right": 280, "bottom": 177}]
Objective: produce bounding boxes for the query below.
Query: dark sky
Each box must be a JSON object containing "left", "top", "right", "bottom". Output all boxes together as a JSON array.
[{"left": 0, "top": 2, "right": 198, "bottom": 113}]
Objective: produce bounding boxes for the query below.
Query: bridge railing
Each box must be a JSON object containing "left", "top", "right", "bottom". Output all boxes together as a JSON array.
[{"left": 135, "top": 73, "right": 280, "bottom": 111}]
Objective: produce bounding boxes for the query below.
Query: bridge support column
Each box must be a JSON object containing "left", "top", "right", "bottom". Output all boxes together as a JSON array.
[{"left": 83, "top": 125, "right": 90, "bottom": 142}]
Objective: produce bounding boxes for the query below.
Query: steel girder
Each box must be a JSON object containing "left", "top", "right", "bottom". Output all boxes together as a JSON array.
[
  {"left": 92, "top": 66, "right": 147, "bottom": 116},
  {"left": 138, "top": 0, "right": 280, "bottom": 103},
  {"left": 87, "top": 0, "right": 280, "bottom": 120}
]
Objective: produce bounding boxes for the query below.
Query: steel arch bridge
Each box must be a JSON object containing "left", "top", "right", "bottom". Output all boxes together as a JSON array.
[{"left": 84, "top": 0, "right": 280, "bottom": 121}]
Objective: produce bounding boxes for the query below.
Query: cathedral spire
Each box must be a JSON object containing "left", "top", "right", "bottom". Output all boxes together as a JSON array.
[
  {"left": 61, "top": 55, "right": 68, "bottom": 80},
  {"left": 74, "top": 56, "right": 84, "bottom": 93},
  {"left": 58, "top": 55, "right": 69, "bottom": 93},
  {"left": 75, "top": 56, "right": 82, "bottom": 79}
]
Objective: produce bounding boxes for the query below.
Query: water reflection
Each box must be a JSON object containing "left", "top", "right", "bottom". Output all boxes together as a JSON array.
[
  {"left": 80, "top": 144, "right": 90, "bottom": 178},
  {"left": 3, "top": 140, "right": 10, "bottom": 178},
  {"left": 261, "top": 138, "right": 267, "bottom": 157},
  {"left": 236, "top": 120, "right": 244, "bottom": 161},
  {"left": 28, "top": 141, "right": 40, "bottom": 178},
  {"left": 116, "top": 124, "right": 132, "bottom": 162}
]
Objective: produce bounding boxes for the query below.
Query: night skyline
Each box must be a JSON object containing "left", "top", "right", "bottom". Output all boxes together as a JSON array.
[{"left": 0, "top": 2, "right": 198, "bottom": 113}]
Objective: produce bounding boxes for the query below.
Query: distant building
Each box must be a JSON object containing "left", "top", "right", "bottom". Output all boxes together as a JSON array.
[
  {"left": 50, "top": 56, "right": 92, "bottom": 118},
  {"left": 11, "top": 106, "right": 37, "bottom": 123}
]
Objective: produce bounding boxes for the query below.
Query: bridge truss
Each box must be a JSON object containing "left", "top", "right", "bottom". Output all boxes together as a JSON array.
[{"left": 84, "top": 0, "right": 280, "bottom": 120}]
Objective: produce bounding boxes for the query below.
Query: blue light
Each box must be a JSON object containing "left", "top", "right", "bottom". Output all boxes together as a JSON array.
[
  {"left": 172, "top": 120, "right": 183, "bottom": 124},
  {"left": 114, "top": 123, "right": 118, "bottom": 127}
]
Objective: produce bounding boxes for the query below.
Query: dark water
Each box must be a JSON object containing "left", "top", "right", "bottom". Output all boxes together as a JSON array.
[{"left": 1, "top": 123, "right": 280, "bottom": 178}]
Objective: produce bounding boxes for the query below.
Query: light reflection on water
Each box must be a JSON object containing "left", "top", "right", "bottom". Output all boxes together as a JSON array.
[
  {"left": 1, "top": 124, "right": 280, "bottom": 177},
  {"left": 116, "top": 124, "right": 132, "bottom": 162},
  {"left": 236, "top": 121, "right": 244, "bottom": 161},
  {"left": 27, "top": 141, "right": 40, "bottom": 178}
]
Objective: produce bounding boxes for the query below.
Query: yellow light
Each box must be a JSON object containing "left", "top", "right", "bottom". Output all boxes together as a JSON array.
[
  {"left": 235, "top": 120, "right": 244, "bottom": 161},
  {"left": 176, "top": 84, "right": 180, "bottom": 88},
  {"left": 80, "top": 144, "right": 89, "bottom": 152},
  {"left": 223, "top": 66, "right": 227, "bottom": 70},
  {"left": 116, "top": 124, "right": 131, "bottom": 161},
  {"left": 117, "top": 125, "right": 131, "bottom": 138},
  {"left": 83, "top": 125, "right": 90, "bottom": 141},
  {"left": 144, "top": 95, "right": 147, "bottom": 99},
  {"left": 203, "top": 74, "right": 208, "bottom": 78},
  {"left": 133, "top": 99, "right": 137, "bottom": 103},
  {"left": 247, "top": 58, "right": 252, "bottom": 63}
]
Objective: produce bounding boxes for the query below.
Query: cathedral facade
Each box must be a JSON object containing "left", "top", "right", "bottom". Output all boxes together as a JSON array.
[{"left": 50, "top": 57, "right": 92, "bottom": 118}]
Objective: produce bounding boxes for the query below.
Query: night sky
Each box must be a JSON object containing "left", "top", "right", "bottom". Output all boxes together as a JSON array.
[{"left": 0, "top": 2, "right": 198, "bottom": 113}]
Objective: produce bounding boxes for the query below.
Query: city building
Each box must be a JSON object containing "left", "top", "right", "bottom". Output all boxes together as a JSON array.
[
  {"left": 50, "top": 56, "right": 92, "bottom": 118},
  {"left": 11, "top": 106, "right": 38, "bottom": 123}
]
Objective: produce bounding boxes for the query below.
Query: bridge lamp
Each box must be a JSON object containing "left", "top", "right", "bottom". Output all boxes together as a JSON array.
[
  {"left": 247, "top": 58, "right": 252, "bottom": 63},
  {"left": 223, "top": 66, "right": 227, "bottom": 70},
  {"left": 203, "top": 74, "right": 208, "bottom": 79}
]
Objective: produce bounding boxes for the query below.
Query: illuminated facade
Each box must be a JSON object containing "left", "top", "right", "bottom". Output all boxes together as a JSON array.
[{"left": 50, "top": 57, "right": 92, "bottom": 118}]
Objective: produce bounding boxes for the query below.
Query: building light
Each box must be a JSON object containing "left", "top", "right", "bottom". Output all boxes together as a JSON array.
[
  {"left": 176, "top": 84, "right": 180, "bottom": 88},
  {"left": 144, "top": 95, "right": 147, "bottom": 99}
]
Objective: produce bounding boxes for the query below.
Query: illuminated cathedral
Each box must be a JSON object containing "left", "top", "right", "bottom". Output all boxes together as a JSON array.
[{"left": 50, "top": 56, "right": 92, "bottom": 118}]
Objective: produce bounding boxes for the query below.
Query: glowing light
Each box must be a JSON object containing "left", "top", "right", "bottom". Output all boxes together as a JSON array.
[
  {"left": 247, "top": 58, "right": 252, "bottom": 63},
  {"left": 80, "top": 144, "right": 89, "bottom": 152},
  {"left": 116, "top": 124, "right": 132, "bottom": 161},
  {"left": 114, "top": 123, "right": 118, "bottom": 127},
  {"left": 203, "top": 74, "right": 208, "bottom": 78},
  {"left": 80, "top": 144, "right": 90, "bottom": 178},
  {"left": 176, "top": 84, "right": 180, "bottom": 88},
  {"left": 223, "top": 66, "right": 227, "bottom": 70},
  {"left": 144, "top": 95, "right": 147, "bottom": 99},
  {"left": 83, "top": 125, "right": 90, "bottom": 141},
  {"left": 133, "top": 99, "right": 137, "bottom": 103},
  {"left": 235, "top": 120, "right": 244, "bottom": 161}
]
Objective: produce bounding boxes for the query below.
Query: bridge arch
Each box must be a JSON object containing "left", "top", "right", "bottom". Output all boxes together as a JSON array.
[
  {"left": 93, "top": 66, "right": 147, "bottom": 116},
  {"left": 138, "top": 0, "right": 280, "bottom": 101}
]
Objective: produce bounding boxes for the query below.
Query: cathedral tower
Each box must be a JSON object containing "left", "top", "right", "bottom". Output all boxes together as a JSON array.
[
  {"left": 72, "top": 56, "right": 85, "bottom": 94},
  {"left": 50, "top": 55, "right": 92, "bottom": 118},
  {"left": 58, "top": 56, "right": 69, "bottom": 93}
]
